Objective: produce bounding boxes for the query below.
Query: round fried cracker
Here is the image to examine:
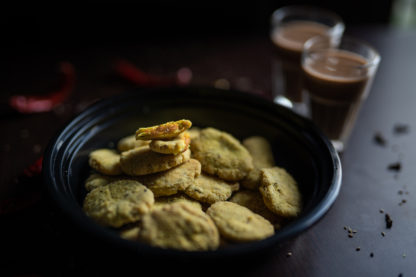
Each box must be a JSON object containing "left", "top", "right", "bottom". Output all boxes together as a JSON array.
[
  {"left": 83, "top": 180, "right": 154, "bottom": 228},
  {"left": 85, "top": 173, "right": 115, "bottom": 191},
  {"left": 120, "top": 146, "right": 191, "bottom": 176},
  {"left": 117, "top": 135, "right": 150, "bottom": 152},
  {"left": 188, "top": 127, "right": 201, "bottom": 141},
  {"left": 89, "top": 149, "right": 122, "bottom": 175},
  {"left": 230, "top": 189, "right": 284, "bottom": 228},
  {"left": 185, "top": 173, "right": 239, "bottom": 204},
  {"left": 206, "top": 201, "right": 274, "bottom": 242},
  {"left": 149, "top": 132, "right": 190, "bottom": 155},
  {"left": 140, "top": 202, "right": 219, "bottom": 251},
  {"left": 259, "top": 167, "right": 302, "bottom": 218},
  {"left": 240, "top": 169, "right": 263, "bottom": 190},
  {"left": 138, "top": 159, "right": 201, "bottom": 197},
  {"left": 191, "top": 127, "right": 253, "bottom": 181},
  {"left": 242, "top": 136, "right": 275, "bottom": 168},
  {"left": 241, "top": 136, "right": 275, "bottom": 190},
  {"left": 153, "top": 194, "right": 202, "bottom": 211}
]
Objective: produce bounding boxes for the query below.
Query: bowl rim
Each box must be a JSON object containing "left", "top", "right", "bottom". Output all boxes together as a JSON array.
[{"left": 43, "top": 86, "right": 342, "bottom": 258}]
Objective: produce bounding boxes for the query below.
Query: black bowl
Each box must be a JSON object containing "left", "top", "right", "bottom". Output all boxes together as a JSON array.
[{"left": 43, "top": 86, "right": 341, "bottom": 261}]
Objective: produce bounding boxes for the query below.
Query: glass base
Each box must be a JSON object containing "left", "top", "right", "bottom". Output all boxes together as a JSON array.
[
  {"left": 273, "top": 96, "right": 309, "bottom": 117},
  {"left": 330, "top": 140, "right": 344, "bottom": 153}
]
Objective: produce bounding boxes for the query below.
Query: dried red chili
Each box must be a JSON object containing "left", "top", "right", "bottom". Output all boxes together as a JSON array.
[
  {"left": 9, "top": 62, "right": 75, "bottom": 113},
  {"left": 115, "top": 59, "right": 191, "bottom": 87}
]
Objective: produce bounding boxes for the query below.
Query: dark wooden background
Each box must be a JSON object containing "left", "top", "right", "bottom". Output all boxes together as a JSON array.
[{"left": 1, "top": 2, "right": 416, "bottom": 276}]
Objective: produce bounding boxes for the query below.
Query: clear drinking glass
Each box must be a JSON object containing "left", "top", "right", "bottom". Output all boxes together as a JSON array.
[
  {"left": 270, "top": 6, "right": 345, "bottom": 115},
  {"left": 301, "top": 35, "right": 381, "bottom": 152}
]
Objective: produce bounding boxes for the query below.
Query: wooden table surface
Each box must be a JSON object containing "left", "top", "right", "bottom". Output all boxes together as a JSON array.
[{"left": 1, "top": 25, "right": 416, "bottom": 276}]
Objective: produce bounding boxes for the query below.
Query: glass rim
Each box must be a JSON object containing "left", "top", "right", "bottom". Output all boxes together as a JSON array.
[
  {"left": 303, "top": 35, "right": 381, "bottom": 70},
  {"left": 271, "top": 5, "right": 345, "bottom": 30}
]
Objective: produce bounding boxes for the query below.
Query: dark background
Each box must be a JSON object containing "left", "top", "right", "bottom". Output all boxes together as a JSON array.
[
  {"left": 1, "top": 0, "right": 393, "bottom": 49},
  {"left": 0, "top": 0, "right": 394, "bottom": 94}
]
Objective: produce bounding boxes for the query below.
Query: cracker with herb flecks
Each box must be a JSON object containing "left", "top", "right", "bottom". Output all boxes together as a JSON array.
[
  {"left": 137, "top": 159, "right": 201, "bottom": 197},
  {"left": 89, "top": 149, "right": 122, "bottom": 175},
  {"left": 120, "top": 146, "right": 191, "bottom": 176},
  {"left": 190, "top": 127, "right": 253, "bottom": 181},
  {"left": 259, "top": 167, "right": 302, "bottom": 218},
  {"left": 185, "top": 173, "right": 239, "bottom": 204},
  {"left": 206, "top": 201, "right": 274, "bottom": 242},
  {"left": 83, "top": 180, "right": 154, "bottom": 228},
  {"left": 140, "top": 202, "right": 220, "bottom": 251},
  {"left": 149, "top": 131, "right": 190, "bottom": 155}
]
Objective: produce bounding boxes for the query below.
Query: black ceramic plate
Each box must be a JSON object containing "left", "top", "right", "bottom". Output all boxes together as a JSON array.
[{"left": 43, "top": 86, "right": 341, "bottom": 260}]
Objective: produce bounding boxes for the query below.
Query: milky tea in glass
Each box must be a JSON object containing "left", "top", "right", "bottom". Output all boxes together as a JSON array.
[
  {"left": 302, "top": 36, "right": 381, "bottom": 151},
  {"left": 270, "top": 6, "right": 344, "bottom": 107}
]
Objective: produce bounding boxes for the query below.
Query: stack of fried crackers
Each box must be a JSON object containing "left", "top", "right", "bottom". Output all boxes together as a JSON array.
[{"left": 83, "top": 119, "right": 302, "bottom": 251}]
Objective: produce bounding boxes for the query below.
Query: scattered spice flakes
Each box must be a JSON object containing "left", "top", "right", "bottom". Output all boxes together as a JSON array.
[
  {"left": 399, "top": 199, "right": 407, "bottom": 206},
  {"left": 286, "top": 251, "right": 292, "bottom": 257},
  {"left": 373, "top": 131, "right": 387, "bottom": 146},
  {"left": 393, "top": 124, "right": 410, "bottom": 135},
  {"left": 381, "top": 232, "right": 386, "bottom": 237},
  {"left": 379, "top": 209, "right": 384, "bottom": 214},
  {"left": 344, "top": 226, "right": 357, "bottom": 238},
  {"left": 398, "top": 273, "right": 403, "bottom": 277},
  {"left": 356, "top": 247, "right": 361, "bottom": 252},
  {"left": 385, "top": 214, "right": 393, "bottom": 229},
  {"left": 388, "top": 162, "right": 402, "bottom": 172},
  {"left": 370, "top": 252, "right": 374, "bottom": 258}
]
